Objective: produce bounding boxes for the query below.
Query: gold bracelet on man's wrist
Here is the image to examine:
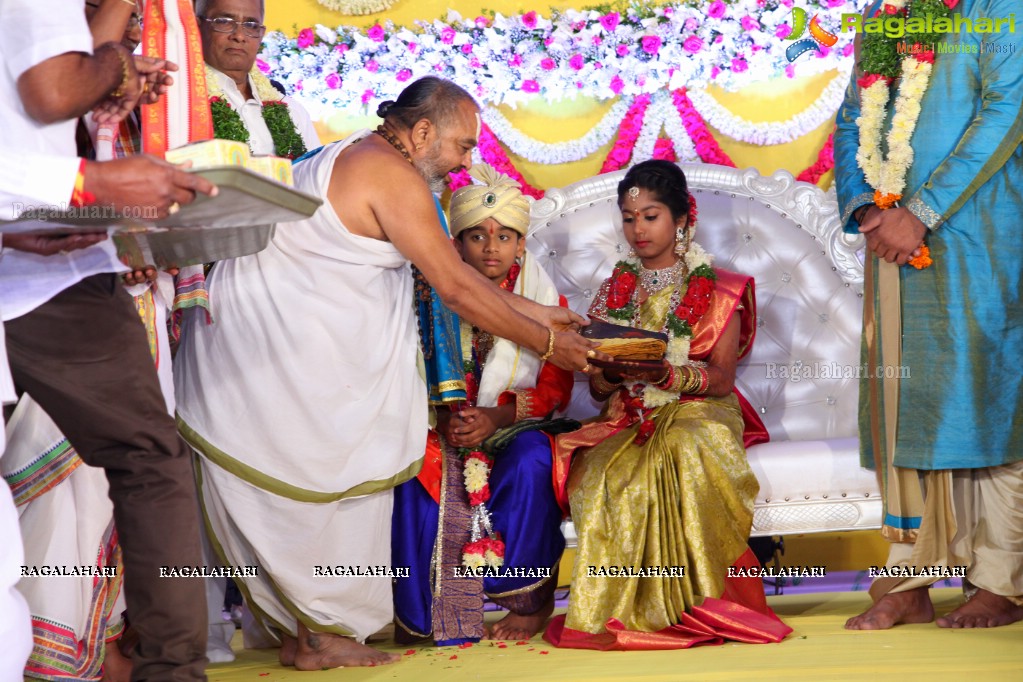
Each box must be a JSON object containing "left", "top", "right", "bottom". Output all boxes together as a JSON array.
[
  {"left": 539, "top": 328, "right": 556, "bottom": 362},
  {"left": 107, "top": 45, "right": 132, "bottom": 99}
]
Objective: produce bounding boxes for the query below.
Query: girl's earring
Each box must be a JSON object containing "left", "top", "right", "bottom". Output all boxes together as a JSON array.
[{"left": 674, "top": 226, "right": 688, "bottom": 256}]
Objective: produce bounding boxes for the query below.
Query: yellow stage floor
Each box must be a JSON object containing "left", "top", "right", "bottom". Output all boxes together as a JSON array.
[{"left": 207, "top": 588, "right": 1023, "bottom": 681}]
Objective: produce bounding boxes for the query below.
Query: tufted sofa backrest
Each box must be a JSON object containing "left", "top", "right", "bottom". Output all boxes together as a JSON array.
[{"left": 527, "top": 164, "right": 866, "bottom": 444}]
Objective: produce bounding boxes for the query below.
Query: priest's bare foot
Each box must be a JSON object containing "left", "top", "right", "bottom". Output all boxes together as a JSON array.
[
  {"left": 279, "top": 632, "right": 297, "bottom": 666},
  {"left": 936, "top": 588, "right": 1023, "bottom": 629},
  {"left": 100, "top": 640, "right": 131, "bottom": 682},
  {"left": 845, "top": 587, "right": 934, "bottom": 630},
  {"left": 293, "top": 622, "right": 400, "bottom": 670},
  {"left": 487, "top": 597, "right": 555, "bottom": 640}
]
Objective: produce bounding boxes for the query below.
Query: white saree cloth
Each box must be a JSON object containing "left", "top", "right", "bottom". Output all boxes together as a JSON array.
[
  {"left": 174, "top": 132, "right": 427, "bottom": 641},
  {"left": 474, "top": 251, "right": 558, "bottom": 408},
  {"left": 0, "top": 319, "right": 31, "bottom": 678}
]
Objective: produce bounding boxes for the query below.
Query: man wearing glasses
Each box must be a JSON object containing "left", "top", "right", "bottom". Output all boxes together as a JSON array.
[{"left": 196, "top": 0, "right": 319, "bottom": 157}]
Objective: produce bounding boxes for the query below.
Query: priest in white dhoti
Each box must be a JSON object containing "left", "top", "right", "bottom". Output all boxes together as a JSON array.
[{"left": 174, "top": 76, "right": 594, "bottom": 670}]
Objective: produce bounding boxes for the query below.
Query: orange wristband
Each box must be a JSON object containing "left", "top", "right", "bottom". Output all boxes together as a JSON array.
[{"left": 69, "top": 159, "right": 96, "bottom": 208}]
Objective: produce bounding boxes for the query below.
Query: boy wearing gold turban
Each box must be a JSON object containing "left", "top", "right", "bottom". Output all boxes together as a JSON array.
[{"left": 392, "top": 165, "right": 574, "bottom": 643}]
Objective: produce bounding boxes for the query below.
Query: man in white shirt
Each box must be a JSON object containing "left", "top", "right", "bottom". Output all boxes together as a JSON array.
[
  {"left": 197, "top": 0, "right": 320, "bottom": 156},
  {"left": 0, "top": 1, "right": 215, "bottom": 679}
]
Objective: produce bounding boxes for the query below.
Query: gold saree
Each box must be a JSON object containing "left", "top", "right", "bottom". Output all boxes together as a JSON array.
[{"left": 563, "top": 285, "right": 759, "bottom": 634}]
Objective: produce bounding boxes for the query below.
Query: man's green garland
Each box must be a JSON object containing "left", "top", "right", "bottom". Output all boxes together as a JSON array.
[
  {"left": 860, "top": 0, "right": 954, "bottom": 78},
  {"left": 210, "top": 97, "right": 307, "bottom": 160}
]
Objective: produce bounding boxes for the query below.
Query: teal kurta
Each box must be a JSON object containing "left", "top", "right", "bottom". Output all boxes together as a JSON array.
[{"left": 834, "top": 0, "right": 1023, "bottom": 470}]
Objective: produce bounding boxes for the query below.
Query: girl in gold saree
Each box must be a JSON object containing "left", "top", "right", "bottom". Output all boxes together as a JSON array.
[{"left": 545, "top": 160, "right": 790, "bottom": 650}]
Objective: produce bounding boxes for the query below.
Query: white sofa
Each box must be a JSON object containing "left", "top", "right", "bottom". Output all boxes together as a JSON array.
[{"left": 527, "top": 164, "right": 882, "bottom": 540}]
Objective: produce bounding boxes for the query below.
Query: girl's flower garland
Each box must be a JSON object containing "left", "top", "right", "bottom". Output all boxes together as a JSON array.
[
  {"left": 855, "top": 0, "right": 954, "bottom": 269},
  {"left": 205, "top": 65, "right": 308, "bottom": 160}
]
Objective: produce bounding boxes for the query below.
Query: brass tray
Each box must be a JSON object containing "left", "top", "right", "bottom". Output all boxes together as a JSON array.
[{"left": 0, "top": 167, "right": 322, "bottom": 269}]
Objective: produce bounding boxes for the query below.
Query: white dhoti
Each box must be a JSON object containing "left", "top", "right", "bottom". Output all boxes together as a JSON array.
[{"left": 174, "top": 133, "right": 427, "bottom": 643}]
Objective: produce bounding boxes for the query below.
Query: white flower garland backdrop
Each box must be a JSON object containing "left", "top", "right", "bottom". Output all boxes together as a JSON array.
[{"left": 260, "top": 1, "right": 867, "bottom": 168}]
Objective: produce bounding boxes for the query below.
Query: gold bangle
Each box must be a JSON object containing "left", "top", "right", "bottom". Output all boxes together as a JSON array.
[
  {"left": 108, "top": 46, "right": 132, "bottom": 99},
  {"left": 539, "top": 328, "right": 556, "bottom": 362},
  {"left": 590, "top": 372, "right": 621, "bottom": 399}
]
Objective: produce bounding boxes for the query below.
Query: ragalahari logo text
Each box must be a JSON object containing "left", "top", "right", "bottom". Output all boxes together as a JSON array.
[{"left": 782, "top": 7, "right": 839, "bottom": 62}]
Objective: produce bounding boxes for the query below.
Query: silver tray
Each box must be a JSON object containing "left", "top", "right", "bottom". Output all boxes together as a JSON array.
[{"left": 0, "top": 167, "right": 322, "bottom": 268}]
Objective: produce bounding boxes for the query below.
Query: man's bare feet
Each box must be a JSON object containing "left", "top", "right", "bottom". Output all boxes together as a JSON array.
[
  {"left": 279, "top": 632, "right": 297, "bottom": 666},
  {"left": 487, "top": 596, "right": 555, "bottom": 641},
  {"left": 293, "top": 621, "right": 400, "bottom": 670},
  {"left": 936, "top": 588, "right": 1023, "bottom": 629},
  {"left": 845, "top": 586, "right": 934, "bottom": 630}
]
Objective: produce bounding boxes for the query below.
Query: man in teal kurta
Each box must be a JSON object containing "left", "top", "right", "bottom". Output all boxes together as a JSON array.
[{"left": 834, "top": 0, "right": 1023, "bottom": 630}]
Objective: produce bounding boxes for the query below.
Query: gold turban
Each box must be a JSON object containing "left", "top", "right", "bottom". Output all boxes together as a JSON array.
[{"left": 449, "top": 163, "right": 530, "bottom": 237}]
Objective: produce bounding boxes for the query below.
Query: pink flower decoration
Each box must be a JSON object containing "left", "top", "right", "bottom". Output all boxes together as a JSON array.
[
  {"left": 708, "top": 1, "right": 726, "bottom": 19},
  {"left": 469, "top": 57, "right": 481, "bottom": 68},
  {"left": 609, "top": 74, "right": 624, "bottom": 94},
  {"left": 685, "top": 18, "right": 698, "bottom": 31},
  {"left": 361, "top": 89, "right": 374, "bottom": 104},
  {"left": 816, "top": 44, "right": 832, "bottom": 58},
  {"left": 599, "top": 12, "right": 620, "bottom": 32},
  {"left": 406, "top": 42, "right": 417, "bottom": 52},
  {"left": 461, "top": 43, "right": 473, "bottom": 54},
  {"left": 653, "top": 137, "right": 677, "bottom": 162},
  {"left": 396, "top": 69, "right": 412, "bottom": 82},
  {"left": 508, "top": 54, "right": 523, "bottom": 67},
  {"left": 741, "top": 15, "right": 760, "bottom": 32},
  {"left": 335, "top": 43, "right": 349, "bottom": 53},
  {"left": 475, "top": 123, "right": 543, "bottom": 199},
  {"left": 683, "top": 36, "right": 703, "bottom": 54},
  {"left": 576, "top": 81, "right": 584, "bottom": 89},
  {"left": 325, "top": 72, "right": 341, "bottom": 89},
  {"left": 785, "top": 64, "right": 796, "bottom": 78},
  {"left": 475, "top": 16, "right": 489, "bottom": 27},
  {"left": 297, "top": 28, "right": 314, "bottom": 49},
  {"left": 540, "top": 57, "right": 556, "bottom": 70},
  {"left": 797, "top": 131, "right": 835, "bottom": 185},
  {"left": 366, "top": 59, "right": 379, "bottom": 73},
  {"left": 710, "top": 65, "right": 721, "bottom": 80},
  {"left": 641, "top": 35, "right": 662, "bottom": 55},
  {"left": 825, "top": 0, "right": 845, "bottom": 7},
  {"left": 571, "top": 21, "right": 585, "bottom": 31},
  {"left": 569, "top": 54, "right": 585, "bottom": 70},
  {"left": 255, "top": 58, "right": 270, "bottom": 74},
  {"left": 842, "top": 43, "right": 855, "bottom": 57},
  {"left": 731, "top": 57, "right": 748, "bottom": 73},
  {"left": 448, "top": 169, "right": 472, "bottom": 192},
  {"left": 592, "top": 35, "right": 602, "bottom": 45},
  {"left": 672, "top": 89, "right": 735, "bottom": 168},
  {"left": 522, "top": 11, "right": 537, "bottom": 29},
  {"left": 367, "top": 24, "right": 385, "bottom": 42},
  {"left": 522, "top": 79, "right": 540, "bottom": 93},
  {"left": 600, "top": 94, "right": 649, "bottom": 173},
  {"left": 294, "top": 80, "right": 303, "bottom": 91},
  {"left": 775, "top": 23, "right": 792, "bottom": 39},
  {"left": 616, "top": 44, "right": 630, "bottom": 57},
  {"left": 440, "top": 26, "right": 456, "bottom": 44}
]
